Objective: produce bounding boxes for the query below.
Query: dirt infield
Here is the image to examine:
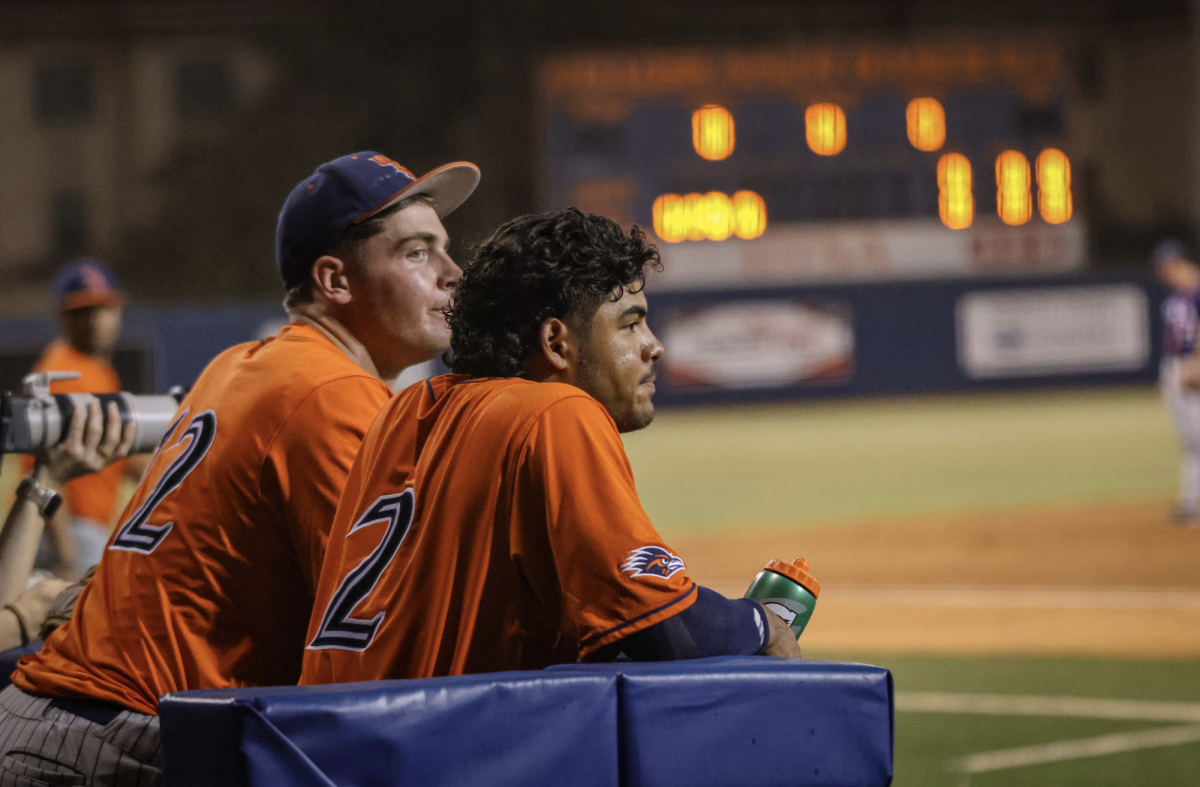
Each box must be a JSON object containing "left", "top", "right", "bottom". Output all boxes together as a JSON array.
[{"left": 672, "top": 500, "right": 1200, "bottom": 657}]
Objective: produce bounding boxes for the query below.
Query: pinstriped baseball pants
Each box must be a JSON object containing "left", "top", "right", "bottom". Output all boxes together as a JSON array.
[{"left": 0, "top": 685, "right": 160, "bottom": 787}]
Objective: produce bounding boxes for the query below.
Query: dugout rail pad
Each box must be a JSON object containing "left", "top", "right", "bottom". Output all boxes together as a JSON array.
[{"left": 158, "top": 657, "right": 893, "bottom": 787}]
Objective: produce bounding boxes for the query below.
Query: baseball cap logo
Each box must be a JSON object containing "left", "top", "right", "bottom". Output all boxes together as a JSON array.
[{"left": 369, "top": 155, "right": 414, "bottom": 178}]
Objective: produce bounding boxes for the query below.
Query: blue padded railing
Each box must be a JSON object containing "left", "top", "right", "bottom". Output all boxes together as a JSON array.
[{"left": 159, "top": 657, "right": 893, "bottom": 787}]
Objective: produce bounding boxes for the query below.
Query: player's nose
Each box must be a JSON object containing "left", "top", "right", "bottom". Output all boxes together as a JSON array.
[
  {"left": 643, "top": 326, "right": 664, "bottom": 363},
  {"left": 439, "top": 253, "right": 463, "bottom": 289}
]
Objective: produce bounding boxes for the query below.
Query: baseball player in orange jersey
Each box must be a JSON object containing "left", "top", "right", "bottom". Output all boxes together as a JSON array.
[
  {"left": 0, "top": 152, "right": 479, "bottom": 786},
  {"left": 20, "top": 259, "right": 133, "bottom": 577},
  {"left": 301, "top": 209, "right": 799, "bottom": 686}
]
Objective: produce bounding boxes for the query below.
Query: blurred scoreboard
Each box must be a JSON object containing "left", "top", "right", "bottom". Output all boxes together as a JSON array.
[{"left": 537, "top": 40, "right": 1085, "bottom": 289}]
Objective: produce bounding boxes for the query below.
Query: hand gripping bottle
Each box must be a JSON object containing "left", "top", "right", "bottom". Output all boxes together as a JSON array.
[{"left": 744, "top": 557, "right": 821, "bottom": 639}]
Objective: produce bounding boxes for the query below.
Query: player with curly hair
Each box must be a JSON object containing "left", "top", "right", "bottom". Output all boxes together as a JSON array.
[{"left": 300, "top": 208, "right": 800, "bottom": 685}]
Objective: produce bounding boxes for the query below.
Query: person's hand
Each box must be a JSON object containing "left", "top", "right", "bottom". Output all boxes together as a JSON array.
[
  {"left": 759, "top": 609, "right": 803, "bottom": 658},
  {"left": 35, "top": 400, "right": 136, "bottom": 489},
  {"left": 7, "top": 578, "right": 71, "bottom": 642}
]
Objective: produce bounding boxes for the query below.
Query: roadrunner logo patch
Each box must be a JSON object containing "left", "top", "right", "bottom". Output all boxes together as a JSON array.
[{"left": 621, "top": 546, "right": 686, "bottom": 580}]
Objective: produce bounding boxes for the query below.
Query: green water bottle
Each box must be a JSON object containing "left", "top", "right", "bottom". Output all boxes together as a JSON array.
[{"left": 744, "top": 557, "right": 821, "bottom": 639}]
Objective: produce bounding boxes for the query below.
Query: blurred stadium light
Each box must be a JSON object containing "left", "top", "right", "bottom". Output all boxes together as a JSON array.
[
  {"left": 996, "top": 150, "right": 1034, "bottom": 226},
  {"left": 938, "top": 153, "right": 974, "bottom": 230},
  {"left": 692, "top": 104, "right": 736, "bottom": 161},
  {"left": 652, "top": 191, "right": 766, "bottom": 243},
  {"left": 732, "top": 191, "right": 767, "bottom": 240},
  {"left": 804, "top": 102, "right": 847, "bottom": 157},
  {"left": 906, "top": 98, "right": 946, "bottom": 152},
  {"left": 1037, "top": 148, "right": 1074, "bottom": 225}
]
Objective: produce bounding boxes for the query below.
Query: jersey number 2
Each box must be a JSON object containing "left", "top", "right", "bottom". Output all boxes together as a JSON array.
[
  {"left": 308, "top": 490, "right": 415, "bottom": 652},
  {"left": 109, "top": 409, "right": 217, "bottom": 554}
]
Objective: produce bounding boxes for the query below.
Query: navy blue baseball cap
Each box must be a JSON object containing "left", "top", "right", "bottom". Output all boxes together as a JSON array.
[
  {"left": 53, "top": 258, "right": 126, "bottom": 312},
  {"left": 275, "top": 152, "right": 480, "bottom": 285}
]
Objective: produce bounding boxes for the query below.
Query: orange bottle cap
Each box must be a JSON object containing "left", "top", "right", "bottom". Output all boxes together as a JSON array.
[{"left": 765, "top": 557, "right": 821, "bottom": 597}]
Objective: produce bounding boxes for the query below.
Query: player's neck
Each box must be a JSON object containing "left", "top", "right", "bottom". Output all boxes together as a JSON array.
[
  {"left": 65, "top": 338, "right": 111, "bottom": 366},
  {"left": 523, "top": 351, "right": 571, "bottom": 386},
  {"left": 287, "top": 303, "right": 383, "bottom": 379}
]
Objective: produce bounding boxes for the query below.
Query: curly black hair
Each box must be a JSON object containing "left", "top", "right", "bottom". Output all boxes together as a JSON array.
[{"left": 446, "top": 208, "right": 662, "bottom": 377}]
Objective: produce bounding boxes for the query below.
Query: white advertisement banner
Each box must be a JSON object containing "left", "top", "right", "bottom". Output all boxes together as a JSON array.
[
  {"left": 662, "top": 301, "right": 854, "bottom": 390},
  {"left": 956, "top": 285, "right": 1150, "bottom": 379},
  {"left": 650, "top": 217, "right": 1085, "bottom": 291}
]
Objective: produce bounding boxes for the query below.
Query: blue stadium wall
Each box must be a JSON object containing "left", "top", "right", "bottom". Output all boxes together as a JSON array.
[
  {"left": 0, "top": 272, "right": 1165, "bottom": 403},
  {"left": 646, "top": 271, "right": 1164, "bottom": 407}
]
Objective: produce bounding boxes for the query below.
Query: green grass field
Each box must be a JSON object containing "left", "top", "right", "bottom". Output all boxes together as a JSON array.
[
  {"left": 812, "top": 653, "right": 1200, "bottom": 787},
  {"left": 622, "top": 386, "right": 1197, "bottom": 785},
  {"left": 623, "top": 386, "right": 1179, "bottom": 535}
]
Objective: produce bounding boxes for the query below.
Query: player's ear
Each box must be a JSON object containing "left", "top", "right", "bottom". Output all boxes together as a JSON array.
[
  {"left": 311, "top": 255, "right": 353, "bottom": 305},
  {"left": 537, "top": 318, "right": 574, "bottom": 373}
]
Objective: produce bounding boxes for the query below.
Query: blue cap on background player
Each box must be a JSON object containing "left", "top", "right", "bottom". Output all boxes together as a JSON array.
[
  {"left": 1151, "top": 238, "right": 1189, "bottom": 268},
  {"left": 53, "top": 258, "right": 126, "bottom": 312},
  {"left": 275, "top": 152, "right": 480, "bottom": 286}
]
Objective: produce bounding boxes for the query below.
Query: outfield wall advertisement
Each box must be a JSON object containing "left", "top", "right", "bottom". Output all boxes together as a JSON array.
[
  {"left": 956, "top": 285, "right": 1151, "bottom": 380},
  {"left": 661, "top": 301, "right": 854, "bottom": 391}
]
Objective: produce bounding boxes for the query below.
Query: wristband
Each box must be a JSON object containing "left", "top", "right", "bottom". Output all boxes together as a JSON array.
[
  {"left": 16, "top": 474, "right": 63, "bottom": 519},
  {"left": 3, "top": 604, "right": 30, "bottom": 646}
]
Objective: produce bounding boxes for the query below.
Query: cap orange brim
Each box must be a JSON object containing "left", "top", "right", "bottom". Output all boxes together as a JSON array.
[
  {"left": 60, "top": 291, "right": 127, "bottom": 312},
  {"left": 356, "top": 161, "right": 481, "bottom": 223}
]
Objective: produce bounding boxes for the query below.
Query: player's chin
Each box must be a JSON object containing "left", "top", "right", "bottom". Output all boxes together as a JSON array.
[
  {"left": 395, "top": 335, "right": 450, "bottom": 371},
  {"left": 616, "top": 400, "right": 656, "bottom": 433},
  {"left": 420, "top": 319, "right": 453, "bottom": 351}
]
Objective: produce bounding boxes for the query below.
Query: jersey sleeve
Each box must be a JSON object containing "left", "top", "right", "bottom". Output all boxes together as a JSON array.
[
  {"left": 264, "top": 375, "right": 392, "bottom": 592},
  {"left": 514, "top": 395, "right": 696, "bottom": 659}
]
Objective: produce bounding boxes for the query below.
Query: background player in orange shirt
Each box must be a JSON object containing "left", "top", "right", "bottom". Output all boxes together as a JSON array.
[
  {"left": 301, "top": 208, "right": 800, "bottom": 686},
  {"left": 0, "top": 152, "right": 479, "bottom": 787},
  {"left": 22, "top": 259, "right": 132, "bottom": 578}
]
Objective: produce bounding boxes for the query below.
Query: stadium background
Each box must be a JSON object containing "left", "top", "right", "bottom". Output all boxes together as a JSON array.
[{"left": 1, "top": 1, "right": 1199, "bottom": 784}]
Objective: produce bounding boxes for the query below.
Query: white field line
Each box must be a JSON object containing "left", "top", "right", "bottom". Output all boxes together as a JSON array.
[
  {"left": 953, "top": 724, "right": 1200, "bottom": 774},
  {"left": 896, "top": 693, "right": 1200, "bottom": 774},
  {"left": 710, "top": 586, "right": 1200, "bottom": 609},
  {"left": 895, "top": 692, "right": 1200, "bottom": 722}
]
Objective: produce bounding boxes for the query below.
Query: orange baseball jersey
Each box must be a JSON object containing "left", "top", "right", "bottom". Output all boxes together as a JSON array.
[
  {"left": 14, "top": 323, "right": 393, "bottom": 714},
  {"left": 21, "top": 340, "right": 125, "bottom": 524},
  {"left": 300, "top": 375, "right": 697, "bottom": 685}
]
